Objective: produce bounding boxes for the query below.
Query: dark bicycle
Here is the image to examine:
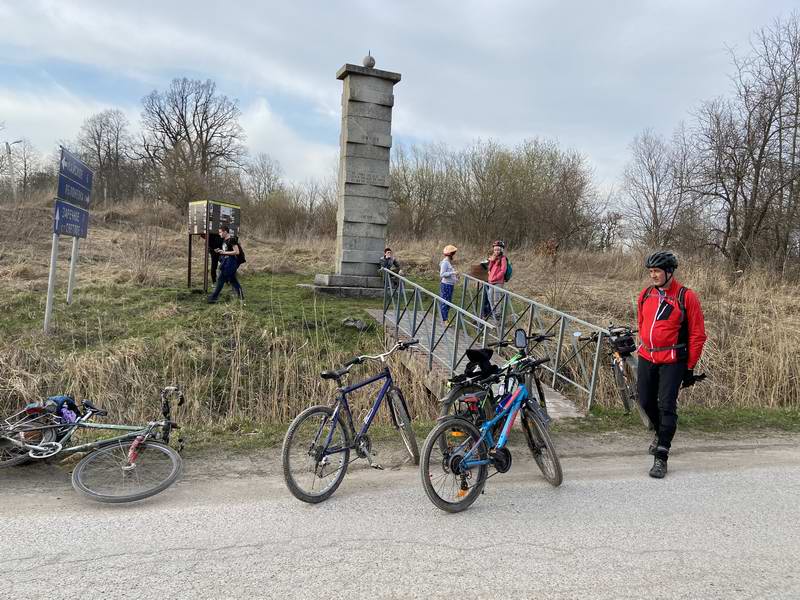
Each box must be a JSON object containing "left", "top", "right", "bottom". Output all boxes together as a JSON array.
[
  {"left": 281, "top": 339, "right": 420, "bottom": 504},
  {"left": 0, "top": 387, "right": 185, "bottom": 503},
  {"left": 421, "top": 329, "right": 563, "bottom": 513}
]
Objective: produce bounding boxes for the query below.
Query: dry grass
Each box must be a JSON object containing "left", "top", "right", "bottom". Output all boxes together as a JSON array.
[{"left": 1, "top": 198, "right": 798, "bottom": 425}]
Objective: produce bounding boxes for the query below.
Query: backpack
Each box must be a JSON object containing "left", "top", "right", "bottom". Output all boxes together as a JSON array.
[
  {"left": 639, "top": 285, "right": 689, "bottom": 356},
  {"left": 503, "top": 257, "right": 513, "bottom": 282},
  {"left": 236, "top": 242, "right": 246, "bottom": 265}
]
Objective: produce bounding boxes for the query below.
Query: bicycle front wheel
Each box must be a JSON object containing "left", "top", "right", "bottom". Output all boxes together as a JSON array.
[
  {"left": 282, "top": 405, "right": 351, "bottom": 504},
  {"left": 72, "top": 441, "right": 182, "bottom": 503},
  {"left": 388, "top": 388, "right": 419, "bottom": 465},
  {"left": 420, "top": 418, "right": 488, "bottom": 513},
  {"left": 521, "top": 407, "right": 563, "bottom": 487}
]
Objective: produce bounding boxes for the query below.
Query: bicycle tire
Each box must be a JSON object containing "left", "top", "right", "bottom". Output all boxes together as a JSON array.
[
  {"left": 618, "top": 358, "right": 652, "bottom": 429},
  {"left": 612, "top": 360, "right": 635, "bottom": 413},
  {"left": 0, "top": 420, "right": 57, "bottom": 469},
  {"left": 521, "top": 407, "right": 563, "bottom": 487},
  {"left": 437, "top": 385, "right": 490, "bottom": 453},
  {"left": 282, "top": 405, "right": 351, "bottom": 504},
  {"left": 420, "top": 417, "right": 488, "bottom": 513},
  {"left": 71, "top": 441, "right": 182, "bottom": 503},
  {"left": 388, "top": 389, "right": 419, "bottom": 465}
]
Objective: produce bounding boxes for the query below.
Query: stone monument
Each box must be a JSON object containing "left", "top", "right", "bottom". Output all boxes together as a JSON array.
[{"left": 308, "top": 55, "right": 401, "bottom": 297}]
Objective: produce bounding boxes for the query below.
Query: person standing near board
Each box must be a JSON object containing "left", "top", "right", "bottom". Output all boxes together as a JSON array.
[{"left": 207, "top": 226, "right": 245, "bottom": 303}]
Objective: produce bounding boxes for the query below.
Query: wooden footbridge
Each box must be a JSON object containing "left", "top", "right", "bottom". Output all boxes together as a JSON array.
[{"left": 367, "top": 271, "right": 613, "bottom": 420}]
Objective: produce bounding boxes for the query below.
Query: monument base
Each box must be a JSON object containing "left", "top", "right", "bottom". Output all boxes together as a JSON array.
[{"left": 297, "top": 273, "right": 385, "bottom": 299}]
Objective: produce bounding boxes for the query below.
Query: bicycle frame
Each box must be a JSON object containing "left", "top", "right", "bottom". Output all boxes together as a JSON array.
[
  {"left": 460, "top": 382, "right": 530, "bottom": 469},
  {"left": 321, "top": 367, "right": 394, "bottom": 456}
]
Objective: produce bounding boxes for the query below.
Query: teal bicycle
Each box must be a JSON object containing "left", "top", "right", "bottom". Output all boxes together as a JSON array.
[
  {"left": 421, "top": 329, "right": 563, "bottom": 513},
  {"left": 0, "top": 387, "right": 184, "bottom": 503}
]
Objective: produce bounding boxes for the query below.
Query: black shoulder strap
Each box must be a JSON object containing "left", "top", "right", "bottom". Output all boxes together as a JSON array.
[
  {"left": 677, "top": 286, "right": 688, "bottom": 321},
  {"left": 639, "top": 286, "right": 654, "bottom": 312}
]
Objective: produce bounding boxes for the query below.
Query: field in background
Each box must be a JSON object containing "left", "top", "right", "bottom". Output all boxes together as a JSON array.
[{"left": 1, "top": 197, "right": 799, "bottom": 433}]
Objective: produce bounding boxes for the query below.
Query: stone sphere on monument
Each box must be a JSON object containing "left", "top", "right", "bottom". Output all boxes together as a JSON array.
[{"left": 363, "top": 53, "right": 376, "bottom": 68}]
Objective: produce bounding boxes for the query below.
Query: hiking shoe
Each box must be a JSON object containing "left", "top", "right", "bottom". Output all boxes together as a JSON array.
[{"left": 649, "top": 456, "right": 668, "bottom": 479}]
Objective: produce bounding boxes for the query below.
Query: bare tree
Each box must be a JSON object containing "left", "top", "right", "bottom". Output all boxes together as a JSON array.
[
  {"left": 138, "top": 78, "right": 245, "bottom": 207},
  {"left": 245, "top": 153, "right": 284, "bottom": 201},
  {"left": 78, "top": 109, "right": 134, "bottom": 204},
  {"left": 621, "top": 130, "right": 686, "bottom": 248}
]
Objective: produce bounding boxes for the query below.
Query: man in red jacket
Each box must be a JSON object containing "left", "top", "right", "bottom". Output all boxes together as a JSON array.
[{"left": 637, "top": 251, "right": 707, "bottom": 478}]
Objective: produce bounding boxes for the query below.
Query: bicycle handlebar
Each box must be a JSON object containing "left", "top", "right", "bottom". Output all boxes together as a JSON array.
[{"left": 329, "top": 339, "right": 420, "bottom": 379}]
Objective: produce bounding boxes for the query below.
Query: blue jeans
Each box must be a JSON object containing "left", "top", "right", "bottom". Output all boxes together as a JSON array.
[
  {"left": 440, "top": 283, "right": 454, "bottom": 321},
  {"left": 208, "top": 257, "right": 243, "bottom": 302}
]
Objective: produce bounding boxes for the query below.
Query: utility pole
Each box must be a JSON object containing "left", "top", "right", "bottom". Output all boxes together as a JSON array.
[{"left": 4, "top": 139, "right": 22, "bottom": 202}]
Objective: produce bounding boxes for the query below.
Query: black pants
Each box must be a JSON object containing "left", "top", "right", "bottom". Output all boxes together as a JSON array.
[
  {"left": 209, "top": 251, "right": 220, "bottom": 283},
  {"left": 637, "top": 357, "right": 686, "bottom": 455}
]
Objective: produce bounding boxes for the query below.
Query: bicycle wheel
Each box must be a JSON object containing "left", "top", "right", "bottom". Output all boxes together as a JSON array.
[
  {"left": 437, "top": 385, "right": 490, "bottom": 454},
  {"left": 521, "top": 407, "right": 563, "bottom": 487},
  {"left": 612, "top": 360, "right": 635, "bottom": 413},
  {"left": 388, "top": 388, "right": 419, "bottom": 465},
  {"left": 282, "top": 405, "right": 351, "bottom": 504},
  {"left": 420, "top": 417, "right": 488, "bottom": 513},
  {"left": 72, "top": 441, "right": 182, "bottom": 503},
  {"left": 616, "top": 357, "right": 652, "bottom": 429},
  {"left": 0, "top": 419, "right": 57, "bottom": 469}
]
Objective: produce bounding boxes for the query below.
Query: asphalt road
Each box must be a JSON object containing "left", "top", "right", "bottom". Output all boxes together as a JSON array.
[{"left": 2, "top": 432, "right": 799, "bottom": 599}]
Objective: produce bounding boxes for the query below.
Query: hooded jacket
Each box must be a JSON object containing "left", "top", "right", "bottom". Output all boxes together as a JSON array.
[{"left": 636, "top": 277, "right": 707, "bottom": 369}]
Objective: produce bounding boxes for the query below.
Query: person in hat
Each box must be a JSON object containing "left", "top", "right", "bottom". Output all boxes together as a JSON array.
[{"left": 439, "top": 245, "right": 458, "bottom": 326}]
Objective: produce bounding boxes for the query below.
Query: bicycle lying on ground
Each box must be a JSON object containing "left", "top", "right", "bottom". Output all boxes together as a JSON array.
[
  {"left": 282, "top": 339, "right": 420, "bottom": 504},
  {"left": 420, "top": 329, "right": 563, "bottom": 513},
  {"left": 0, "top": 386, "right": 185, "bottom": 503}
]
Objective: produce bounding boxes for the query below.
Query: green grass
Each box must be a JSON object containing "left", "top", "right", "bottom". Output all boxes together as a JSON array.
[
  {"left": 554, "top": 405, "right": 800, "bottom": 433},
  {"left": 3, "top": 272, "right": 383, "bottom": 354}
]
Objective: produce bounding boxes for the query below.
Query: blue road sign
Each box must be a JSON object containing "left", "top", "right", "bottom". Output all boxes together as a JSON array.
[
  {"left": 56, "top": 148, "right": 93, "bottom": 209},
  {"left": 53, "top": 199, "right": 89, "bottom": 238},
  {"left": 60, "top": 148, "right": 93, "bottom": 190},
  {"left": 57, "top": 174, "right": 91, "bottom": 209}
]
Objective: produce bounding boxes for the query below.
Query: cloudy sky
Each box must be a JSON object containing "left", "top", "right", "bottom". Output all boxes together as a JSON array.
[{"left": 0, "top": 1, "right": 797, "bottom": 190}]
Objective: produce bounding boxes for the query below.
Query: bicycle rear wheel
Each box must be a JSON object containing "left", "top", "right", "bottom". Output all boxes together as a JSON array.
[
  {"left": 0, "top": 419, "right": 57, "bottom": 469},
  {"left": 616, "top": 357, "right": 652, "bottom": 429},
  {"left": 521, "top": 407, "right": 563, "bottom": 487},
  {"left": 388, "top": 388, "right": 419, "bottom": 465},
  {"left": 420, "top": 418, "right": 488, "bottom": 513},
  {"left": 282, "top": 405, "right": 351, "bottom": 503},
  {"left": 72, "top": 441, "right": 182, "bottom": 503}
]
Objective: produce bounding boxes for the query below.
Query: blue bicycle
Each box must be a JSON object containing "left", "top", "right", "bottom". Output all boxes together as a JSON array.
[
  {"left": 420, "top": 329, "right": 563, "bottom": 512},
  {"left": 281, "top": 339, "right": 419, "bottom": 503}
]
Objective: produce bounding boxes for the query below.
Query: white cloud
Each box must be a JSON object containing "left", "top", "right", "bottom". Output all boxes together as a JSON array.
[
  {"left": 0, "top": 85, "right": 139, "bottom": 161},
  {"left": 240, "top": 99, "right": 338, "bottom": 182}
]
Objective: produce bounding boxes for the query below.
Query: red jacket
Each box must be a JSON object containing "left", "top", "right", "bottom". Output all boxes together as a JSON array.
[
  {"left": 636, "top": 278, "right": 707, "bottom": 369},
  {"left": 488, "top": 255, "right": 507, "bottom": 284}
]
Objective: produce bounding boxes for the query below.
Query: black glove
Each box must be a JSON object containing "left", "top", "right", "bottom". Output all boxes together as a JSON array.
[{"left": 682, "top": 368, "right": 696, "bottom": 388}]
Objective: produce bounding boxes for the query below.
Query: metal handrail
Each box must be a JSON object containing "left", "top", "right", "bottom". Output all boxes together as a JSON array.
[{"left": 382, "top": 269, "right": 496, "bottom": 374}]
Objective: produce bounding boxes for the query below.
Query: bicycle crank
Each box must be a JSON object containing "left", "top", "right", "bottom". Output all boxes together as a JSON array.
[{"left": 28, "top": 441, "right": 63, "bottom": 459}]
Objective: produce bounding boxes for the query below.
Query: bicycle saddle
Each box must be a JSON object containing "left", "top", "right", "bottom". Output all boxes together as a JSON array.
[{"left": 82, "top": 400, "right": 108, "bottom": 417}]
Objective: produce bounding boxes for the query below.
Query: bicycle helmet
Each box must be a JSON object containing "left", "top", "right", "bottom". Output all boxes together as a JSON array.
[
  {"left": 645, "top": 251, "right": 678, "bottom": 272},
  {"left": 492, "top": 240, "right": 506, "bottom": 249}
]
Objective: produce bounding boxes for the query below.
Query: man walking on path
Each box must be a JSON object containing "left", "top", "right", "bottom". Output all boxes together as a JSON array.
[
  {"left": 637, "top": 251, "right": 706, "bottom": 478},
  {"left": 207, "top": 226, "right": 245, "bottom": 304}
]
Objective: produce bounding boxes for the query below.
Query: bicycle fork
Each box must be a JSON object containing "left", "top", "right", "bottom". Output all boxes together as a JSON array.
[{"left": 123, "top": 435, "right": 145, "bottom": 471}]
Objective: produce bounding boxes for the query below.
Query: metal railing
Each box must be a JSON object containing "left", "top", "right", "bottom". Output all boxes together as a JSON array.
[
  {"left": 381, "top": 269, "right": 613, "bottom": 409},
  {"left": 382, "top": 270, "right": 496, "bottom": 374}
]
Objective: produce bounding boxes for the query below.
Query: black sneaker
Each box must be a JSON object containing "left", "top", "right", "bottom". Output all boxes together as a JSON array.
[{"left": 649, "top": 456, "right": 668, "bottom": 478}]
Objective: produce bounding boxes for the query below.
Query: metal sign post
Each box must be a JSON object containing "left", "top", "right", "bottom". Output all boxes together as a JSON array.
[{"left": 44, "top": 148, "right": 93, "bottom": 333}]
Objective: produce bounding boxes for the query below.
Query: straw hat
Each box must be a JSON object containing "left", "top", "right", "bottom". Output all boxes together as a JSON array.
[{"left": 443, "top": 244, "right": 458, "bottom": 255}]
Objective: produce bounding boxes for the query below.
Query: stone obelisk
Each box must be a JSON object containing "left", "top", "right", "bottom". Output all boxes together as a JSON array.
[{"left": 311, "top": 55, "right": 401, "bottom": 297}]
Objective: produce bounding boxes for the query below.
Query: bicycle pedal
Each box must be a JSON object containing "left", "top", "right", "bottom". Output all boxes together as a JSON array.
[{"left": 370, "top": 463, "right": 384, "bottom": 470}]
